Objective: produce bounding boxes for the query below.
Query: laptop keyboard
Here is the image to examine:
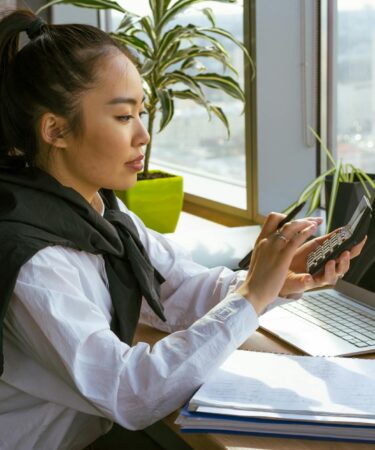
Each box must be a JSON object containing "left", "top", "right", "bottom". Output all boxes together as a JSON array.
[{"left": 280, "top": 292, "right": 375, "bottom": 348}]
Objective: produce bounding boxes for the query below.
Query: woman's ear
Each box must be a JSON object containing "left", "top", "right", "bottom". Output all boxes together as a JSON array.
[{"left": 39, "top": 112, "right": 68, "bottom": 148}]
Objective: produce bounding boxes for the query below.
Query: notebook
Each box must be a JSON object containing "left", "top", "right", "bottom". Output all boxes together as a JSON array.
[
  {"left": 177, "top": 350, "right": 375, "bottom": 442},
  {"left": 259, "top": 264, "right": 375, "bottom": 357}
]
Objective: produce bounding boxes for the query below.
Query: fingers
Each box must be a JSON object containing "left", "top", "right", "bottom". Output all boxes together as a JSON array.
[
  {"left": 279, "top": 272, "right": 314, "bottom": 297},
  {"left": 349, "top": 236, "right": 367, "bottom": 259},
  {"left": 260, "top": 213, "right": 322, "bottom": 244},
  {"left": 336, "top": 251, "right": 351, "bottom": 277},
  {"left": 304, "top": 216, "right": 324, "bottom": 226},
  {"left": 311, "top": 229, "right": 338, "bottom": 246},
  {"left": 278, "top": 219, "right": 317, "bottom": 240},
  {"left": 272, "top": 221, "right": 317, "bottom": 254},
  {"left": 255, "top": 212, "right": 286, "bottom": 246},
  {"left": 312, "top": 251, "right": 350, "bottom": 287},
  {"left": 260, "top": 212, "right": 285, "bottom": 235}
]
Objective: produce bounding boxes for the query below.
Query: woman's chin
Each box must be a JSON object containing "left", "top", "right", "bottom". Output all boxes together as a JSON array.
[{"left": 110, "top": 176, "right": 138, "bottom": 192}]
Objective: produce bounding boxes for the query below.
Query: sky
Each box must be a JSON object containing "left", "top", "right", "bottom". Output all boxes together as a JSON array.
[{"left": 338, "top": 0, "right": 375, "bottom": 10}]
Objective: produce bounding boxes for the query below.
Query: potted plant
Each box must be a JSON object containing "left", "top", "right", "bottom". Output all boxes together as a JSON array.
[
  {"left": 284, "top": 127, "right": 375, "bottom": 233},
  {"left": 40, "top": 0, "right": 253, "bottom": 232}
]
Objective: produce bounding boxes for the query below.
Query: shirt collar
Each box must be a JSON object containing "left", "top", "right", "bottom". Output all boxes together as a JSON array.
[{"left": 90, "top": 192, "right": 105, "bottom": 216}]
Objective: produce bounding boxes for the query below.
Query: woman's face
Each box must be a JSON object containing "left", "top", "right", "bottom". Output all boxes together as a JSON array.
[{"left": 47, "top": 51, "right": 149, "bottom": 201}]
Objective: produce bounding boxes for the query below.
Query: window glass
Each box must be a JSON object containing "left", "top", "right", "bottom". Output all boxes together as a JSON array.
[
  {"left": 337, "top": 0, "right": 375, "bottom": 172},
  {"left": 109, "top": 1, "right": 246, "bottom": 188}
]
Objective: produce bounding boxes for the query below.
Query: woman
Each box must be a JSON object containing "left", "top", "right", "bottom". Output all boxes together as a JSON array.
[{"left": 0, "top": 9, "right": 364, "bottom": 450}]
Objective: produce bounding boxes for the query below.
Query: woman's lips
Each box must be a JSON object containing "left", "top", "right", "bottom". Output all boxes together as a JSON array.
[{"left": 126, "top": 154, "right": 144, "bottom": 171}]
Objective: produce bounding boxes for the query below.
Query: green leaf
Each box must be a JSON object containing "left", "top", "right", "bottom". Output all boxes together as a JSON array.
[
  {"left": 140, "top": 59, "right": 157, "bottom": 77},
  {"left": 308, "top": 126, "right": 336, "bottom": 168},
  {"left": 116, "top": 12, "right": 141, "bottom": 33},
  {"left": 327, "top": 160, "right": 342, "bottom": 232},
  {"left": 354, "top": 169, "right": 372, "bottom": 199},
  {"left": 282, "top": 200, "right": 300, "bottom": 215},
  {"left": 354, "top": 167, "right": 375, "bottom": 189},
  {"left": 170, "top": 88, "right": 211, "bottom": 121},
  {"left": 140, "top": 16, "right": 157, "bottom": 51},
  {"left": 160, "top": 45, "right": 237, "bottom": 75},
  {"left": 202, "top": 7, "right": 216, "bottom": 27},
  {"left": 36, "top": 0, "right": 66, "bottom": 13},
  {"left": 112, "top": 34, "right": 152, "bottom": 58},
  {"left": 194, "top": 73, "right": 245, "bottom": 102},
  {"left": 171, "top": 88, "right": 208, "bottom": 107},
  {"left": 160, "top": 70, "right": 205, "bottom": 98},
  {"left": 180, "top": 57, "right": 199, "bottom": 70},
  {"left": 210, "top": 105, "right": 230, "bottom": 137},
  {"left": 157, "top": 25, "right": 189, "bottom": 61},
  {"left": 37, "top": 0, "right": 126, "bottom": 14},
  {"left": 189, "top": 28, "right": 230, "bottom": 57},
  {"left": 298, "top": 184, "right": 319, "bottom": 204},
  {"left": 149, "top": 0, "right": 161, "bottom": 24},
  {"left": 157, "top": 89, "right": 175, "bottom": 132},
  {"left": 297, "top": 168, "right": 334, "bottom": 203},
  {"left": 348, "top": 164, "right": 355, "bottom": 182},
  {"left": 158, "top": 0, "right": 236, "bottom": 32},
  {"left": 200, "top": 26, "right": 254, "bottom": 75},
  {"left": 306, "top": 183, "right": 322, "bottom": 215}
]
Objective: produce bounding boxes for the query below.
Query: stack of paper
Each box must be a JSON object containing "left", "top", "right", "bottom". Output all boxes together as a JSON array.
[{"left": 176, "top": 350, "right": 375, "bottom": 442}]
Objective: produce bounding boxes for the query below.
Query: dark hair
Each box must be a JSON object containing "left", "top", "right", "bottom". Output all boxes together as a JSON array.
[{"left": 0, "top": 9, "right": 137, "bottom": 167}]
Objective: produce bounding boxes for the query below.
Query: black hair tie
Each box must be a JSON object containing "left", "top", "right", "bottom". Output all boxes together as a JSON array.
[{"left": 26, "top": 17, "right": 45, "bottom": 40}]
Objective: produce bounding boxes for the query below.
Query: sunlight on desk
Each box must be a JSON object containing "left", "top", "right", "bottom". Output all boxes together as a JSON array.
[{"left": 165, "top": 212, "right": 261, "bottom": 270}]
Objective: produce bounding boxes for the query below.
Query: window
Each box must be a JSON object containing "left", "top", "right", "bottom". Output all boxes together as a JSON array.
[
  {"left": 108, "top": 1, "right": 248, "bottom": 210},
  {"left": 335, "top": 0, "right": 375, "bottom": 172},
  {"left": 50, "top": 0, "right": 319, "bottom": 223}
]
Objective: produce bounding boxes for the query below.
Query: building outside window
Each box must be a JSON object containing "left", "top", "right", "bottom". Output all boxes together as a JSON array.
[{"left": 336, "top": 0, "right": 375, "bottom": 173}]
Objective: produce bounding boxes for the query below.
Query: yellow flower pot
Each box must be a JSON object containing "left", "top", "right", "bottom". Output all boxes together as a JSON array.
[{"left": 116, "top": 171, "right": 184, "bottom": 233}]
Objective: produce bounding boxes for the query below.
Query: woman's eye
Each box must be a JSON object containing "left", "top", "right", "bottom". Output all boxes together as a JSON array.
[
  {"left": 116, "top": 115, "right": 133, "bottom": 122},
  {"left": 116, "top": 112, "right": 147, "bottom": 123}
]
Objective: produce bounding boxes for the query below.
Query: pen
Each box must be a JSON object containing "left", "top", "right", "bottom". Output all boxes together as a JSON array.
[
  {"left": 275, "top": 201, "right": 306, "bottom": 230},
  {"left": 238, "top": 201, "right": 307, "bottom": 270}
]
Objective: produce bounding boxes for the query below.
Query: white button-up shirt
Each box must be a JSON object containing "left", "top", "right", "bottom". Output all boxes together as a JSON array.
[{"left": 0, "top": 196, "right": 259, "bottom": 450}]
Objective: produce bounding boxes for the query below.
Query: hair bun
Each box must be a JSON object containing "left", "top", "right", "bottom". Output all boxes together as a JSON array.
[{"left": 26, "top": 17, "right": 45, "bottom": 40}]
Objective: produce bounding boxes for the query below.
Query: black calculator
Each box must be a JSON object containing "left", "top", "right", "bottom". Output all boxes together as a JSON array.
[{"left": 306, "top": 196, "right": 373, "bottom": 276}]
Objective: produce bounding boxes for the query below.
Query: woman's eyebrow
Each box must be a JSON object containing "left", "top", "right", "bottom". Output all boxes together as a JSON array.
[{"left": 106, "top": 96, "right": 146, "bottom": 105}]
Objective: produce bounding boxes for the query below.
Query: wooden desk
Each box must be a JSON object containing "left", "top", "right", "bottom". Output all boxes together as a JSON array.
[{"left": 134, "top": 323, "right": 375, "bottom": 450}]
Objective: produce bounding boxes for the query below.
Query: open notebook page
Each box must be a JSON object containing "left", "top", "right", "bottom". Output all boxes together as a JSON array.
[{"left": 189, "top": 350, "right": 375, "bottom": 418}]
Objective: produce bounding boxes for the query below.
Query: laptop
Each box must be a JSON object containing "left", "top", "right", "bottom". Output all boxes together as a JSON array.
[{"left": 259, "top": 267, "right": 375, "bottom": 357}]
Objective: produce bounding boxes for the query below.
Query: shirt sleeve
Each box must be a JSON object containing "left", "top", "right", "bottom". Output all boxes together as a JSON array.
[
  {"left": 116, "top": 199, "right": 254, "bottom": 332},
  {"left": 5, "top": 248, "right": 258, "bottom": 430}
]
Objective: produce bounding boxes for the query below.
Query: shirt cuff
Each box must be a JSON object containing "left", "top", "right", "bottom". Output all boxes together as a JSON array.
[{"left": 209, "top": 292, "right": 259, "bottom": 348}]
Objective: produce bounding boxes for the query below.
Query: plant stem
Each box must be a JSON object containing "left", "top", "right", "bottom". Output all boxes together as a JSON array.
[{"left": 144, "top": 107, "right": 156, "bottom": 177}]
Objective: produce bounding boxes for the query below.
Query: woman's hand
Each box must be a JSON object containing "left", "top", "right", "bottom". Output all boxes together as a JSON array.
[
  {"left": 279, "top": 231, "right": 367, "bottom": 297},
  {"left": 236, "top": 213, "right": 319, "bottom": 315}
]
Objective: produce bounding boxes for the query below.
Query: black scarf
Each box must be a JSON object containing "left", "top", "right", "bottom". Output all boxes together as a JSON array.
[{"left": 0, "top": 165, "right": 166, "bottom": 375}]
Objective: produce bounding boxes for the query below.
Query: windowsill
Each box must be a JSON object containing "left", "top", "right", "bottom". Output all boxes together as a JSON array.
[
  {"left": 151, "top": 162, "right": 247, "bottom": 210},
  {"left": 165, "top": 211, "right": 261, "bottom": 269}
]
